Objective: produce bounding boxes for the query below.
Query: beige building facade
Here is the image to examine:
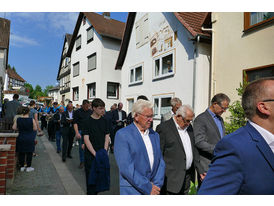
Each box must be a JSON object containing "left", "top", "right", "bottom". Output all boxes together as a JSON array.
[{"left": 211, "top": 12, "right": 274, "bottom": 105}]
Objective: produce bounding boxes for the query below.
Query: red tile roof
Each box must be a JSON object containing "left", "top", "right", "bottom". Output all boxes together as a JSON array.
[
  {"left": 174, "top": 12, "right": 211, "bottom": 37},
  {"left": 7, "top": 68, "right": 25, "bottom": 82}
]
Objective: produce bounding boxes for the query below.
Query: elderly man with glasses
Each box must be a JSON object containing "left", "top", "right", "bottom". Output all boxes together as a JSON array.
[
  {"left": 114, "top": 99, "right": 165, "bottom": 195},
  {"left": 156, "top": 105, "right": 206, "bottom": 195},
  {"left": 193, "top": 93, "right": 230, "bottom": 188}
]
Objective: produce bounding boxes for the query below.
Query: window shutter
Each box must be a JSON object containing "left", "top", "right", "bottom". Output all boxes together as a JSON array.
[{"left": 88, "top": 53, "right": 96, "bottom": 71}]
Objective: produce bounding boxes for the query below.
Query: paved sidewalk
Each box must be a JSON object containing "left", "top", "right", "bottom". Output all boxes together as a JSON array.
[{"left": 6, "top": 130, "right": 120, "bottom": 195}]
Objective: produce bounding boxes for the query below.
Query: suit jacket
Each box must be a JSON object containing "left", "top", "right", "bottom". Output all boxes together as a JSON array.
[
  {"left": 4, "top": 99, "right": 21, "bottom": 120},
  {"left": 112, "top": 109, "right": 127, "bottom": 128},
  {"left": 156, "top": 118, "right": 204, "bottom": 193},
  {"left": 61, "top": 110, "right": 75, "bottom": 128},
  {"left": 161, "top": 111, "right": 173, "bottom": 123},
  {"left": 193, "top": 109, "right": 225, "bottom": 171},
  {"left": 114, "top": 123, "right": 165, "bottom": 195},
  {"left": 198, "top": 122, "right": 274, "bottom": 194},
  {"left": 53, "top": 112, "right": 66, "bottom": 131}
]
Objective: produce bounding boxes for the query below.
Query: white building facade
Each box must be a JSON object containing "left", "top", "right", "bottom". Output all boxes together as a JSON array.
[
  {"left": 116, "top": 12, "right": 211, "bottom": 128},
  {"left": 68, "top": 12, "right": 125, "bottom": 109}
]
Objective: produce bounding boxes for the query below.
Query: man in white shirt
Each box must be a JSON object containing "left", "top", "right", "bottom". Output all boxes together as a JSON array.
[
  {"left": 161, "top": 97, "right": 182, "bottom": 122},
  {"left": 114, "top": 99, "right": 165, "bottom": 195},
  {"left": 156, "top": 105, "right": 206, "bottom": 195},
  {"left": 199, "top": 77, "right": 274, "bottom": 195}
]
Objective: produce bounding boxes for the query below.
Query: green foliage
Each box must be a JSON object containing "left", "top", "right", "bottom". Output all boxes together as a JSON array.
[
  {"left": 43, "top": 85, "right": 54, "bottom": 96},
  {"left": 24, "top": 83, "right": 54, "bottom": 100},
  {"left": 224, "top": 77, "right": 249, "bottom": 135},
  {"left": 188, "top": 181, "right": 197, "bottom": 195}
]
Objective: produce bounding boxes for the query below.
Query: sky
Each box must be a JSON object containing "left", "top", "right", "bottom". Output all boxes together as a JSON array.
[{"left": 0, "top": 12, "right": 128, "bottom": 90}]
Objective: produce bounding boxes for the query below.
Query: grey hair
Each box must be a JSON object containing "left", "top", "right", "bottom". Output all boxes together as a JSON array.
[
  {"left": 132, "top": 99, "right": 153, "bottom": 117},
  {"left": 211, "top": 93, "right": 230, "bottom": 105},
  {"left": 171, "top": 97, "right": 182, "bottom": 107},
  {"left": 176, "top": 105, "right": 195, "bottom": 118}
]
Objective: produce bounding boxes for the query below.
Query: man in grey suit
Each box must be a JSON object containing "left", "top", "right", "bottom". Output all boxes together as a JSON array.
[
  {"left": 193, "top": 93, "right": 230, "bottom": 187},
  {"left": 156, "top": 105, "right": 206, "bottom": 195},
  {"left": 4, "top": 94, "right": 21, "bottom": 122},
  {"left": 161, "top": 97, "right": 182, "bottom": 122}
]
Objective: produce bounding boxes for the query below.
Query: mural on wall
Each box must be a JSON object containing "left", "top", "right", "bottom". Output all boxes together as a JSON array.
[{"left": 150, "top": 21, "right": 174, "bottom": 57}]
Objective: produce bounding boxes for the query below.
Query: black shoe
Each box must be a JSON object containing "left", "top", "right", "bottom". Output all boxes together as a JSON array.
[
  {"left": 67, "top": 155, "right": 72, "bottom": 159},
  {"left": 78, "top": 162, "right": 84, "bottom": 169},
  {"left": 57, "top": 150, "right": 60, "bottom": 153},
  {"left": 62, "top": 158, "right": 66, "bottom": 162}
]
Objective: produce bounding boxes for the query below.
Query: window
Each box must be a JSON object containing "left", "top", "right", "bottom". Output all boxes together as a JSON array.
[
  {"left": 87, "top": 83, "right": 96, "bottom": 99},
  {"left": 244, "top": 64, "right": 274, "bottom": 82},
  {"left": 73, "top": 87, "right": 79, "bottom": 101},
  {"left": 76, "top": 35, "right": 81, "bottom": 51},
  {"left": 153, "top": 50, "right": 174, "bottom": 79},
  {"left": 129, "top": 64, "right": 143, "bottom": 85},
  {"left": 73, "top": 62, "right": 80, "bottom": 77},
  {"left": 153, "top": 95, "right": 173, "bottom": 119},
  {"left": 87, "top": 53, "right": 96, "bottom": 71},
  {"left": 87, "top": 27, "right": 94, "bottom": 43},
  {"left": 127, "top": 98, "right": 134, "bottom": 113},
  {"left": 107, "top": 82, "right": 119, "bottom": 99},
  {"left": 244, "top": 12, "right": 274, "bottom": 31},
  {"left": 136, "top": 13, "right": 149, "bottom": 48}
]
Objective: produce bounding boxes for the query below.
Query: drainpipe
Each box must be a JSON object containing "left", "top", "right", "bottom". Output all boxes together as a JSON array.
[
  {"left": 192, "top": 35, "right": 200, "bottom": 111},
  {"left": 201, "top": 25, "right": 214, "bottom": 105}
]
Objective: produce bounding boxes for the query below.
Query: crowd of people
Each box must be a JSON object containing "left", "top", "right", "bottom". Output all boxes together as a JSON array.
[{"left": 1, "top": 77, "right": 273, "bottom": 195}]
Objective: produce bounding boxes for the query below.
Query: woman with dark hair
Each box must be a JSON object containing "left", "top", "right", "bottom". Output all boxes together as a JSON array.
[{"left": 12, "top": 106, "right": 37, "bottom": 172}]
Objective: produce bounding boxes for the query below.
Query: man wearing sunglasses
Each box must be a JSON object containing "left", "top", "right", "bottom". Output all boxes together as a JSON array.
[
  {"left": 193, "top": 93, "right": 230, "bottom": 188},
  {"left": 199, "top": 77, "right": 274, "bottom": 194}
]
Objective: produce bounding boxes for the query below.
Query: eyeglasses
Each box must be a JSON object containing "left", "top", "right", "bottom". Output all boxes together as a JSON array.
[
  {"left": 262, "top": 99, "right": 274, "bottom": 102},
  {"left": 181, "top": 117, "right": 193, "bottom": 124},
  {"left": 217, "top": 103, "right": 229, "bottom": 111},
  {"left": 138, "top": 113, "right": 154, "bottom": 120}
]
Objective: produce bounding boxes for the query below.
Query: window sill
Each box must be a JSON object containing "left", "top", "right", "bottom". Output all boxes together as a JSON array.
[
  {"left": 107, "top": 96, "right": 119, "bottom": 100},
  {"left": 152, "top": 72, "right": 174, "bottom": 82},
  {"left": 129, "top": 81, "right": 143, "bottom": 87},
  {"left": 244, "top": 18, "right": 274, "bottom": 33},
  {"left": 88, "top": 68, "right": 96, "bottom": 72}
]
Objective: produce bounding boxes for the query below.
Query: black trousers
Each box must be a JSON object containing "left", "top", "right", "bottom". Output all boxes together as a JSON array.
[
  {"left": 18, "top": 152, "right": 33, "bottom": 167},
  {"left": 41, "top": 116, "right": 47, "bottom": 130},
  {"left": 61, "top": 126, "right": 75, "bottom": 160},
  {"left": 164, "top": 170, "right": 192, "bottom": 195},
  {"left": 48, "top": 120, "right": 55, "bottom": 141}
]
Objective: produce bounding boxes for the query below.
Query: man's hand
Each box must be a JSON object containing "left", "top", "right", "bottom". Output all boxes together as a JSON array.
[
  {"left": 200, "top": 173, "right": 207, "bottom": 181},
  {"left": 76, "top": 132, "right": 81, "bottom": 139},
  {"left": 150, "top": 184, "right": 160, "bottom": 195},
  {"left": 81, "top": 144, "right": 85, "bottom": 150}
]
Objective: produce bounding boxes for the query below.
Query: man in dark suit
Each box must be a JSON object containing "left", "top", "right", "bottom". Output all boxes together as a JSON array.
[
  {"left": 53, "top": 106, "right": 65, "bottom": 154},
  {"left": 193, "top": 93, "right": 230, "bottom": 181},
  {"left": 4, "top": 94, "right": 21, "bottom": 122},
  {"left": 156, "top": 105, "right": 206, "bottom": 195},
  {"left": 112, "top": 102, "right": 127, "bottom": 149},
  {"left": 198, "top": 77, "right": 274, "bottom": 194},
  {"left": 60, "top": 103, "right": 75, "bottom": 162}
]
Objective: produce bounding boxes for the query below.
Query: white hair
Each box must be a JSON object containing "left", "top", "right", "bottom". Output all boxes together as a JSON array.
[
  {"left": 171, "top": 97, "right": 182, "bottom": 107},
  {"left": 132, "top": 99, "right": 153, "bottom": 118},
  {"left": 176, "top": 105, "right": 194, "bottom": 118}
]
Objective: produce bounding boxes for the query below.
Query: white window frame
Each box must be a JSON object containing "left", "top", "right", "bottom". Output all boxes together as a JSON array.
[
  {"left": 152, "top": 49, "right": 175, "bottom": 80},
  {"left": 127, "top": 98, "right": 134, "bottom": 114},
  {"left": 73, "top": 87, "right": 79, "bottom": 101},
  {"left": 129, "top": 63, "right": 144, "bottom": 85},
  {"left": 87, "top": 26, "right": 94, "bottom": 43},
  {"left": 87, "top": 83, "right": 96, "bottom": 99},
  {"left": 73, "top": 62, "right": 80, "bottom": 77},
  {"left": 87, "top": 53, "right": 96, "bottom": 71},
  {"left": 107, "top": 82, "right": 119, "bottom": 99},
  {"left": 152, "top": 94, "right": 174, "bottom": 119}
]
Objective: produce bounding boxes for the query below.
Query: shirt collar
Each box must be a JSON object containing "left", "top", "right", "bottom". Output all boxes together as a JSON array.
[
  {"left": 134, "top": 122, "right": 149, "bottom": 136},
  {"left": 249, "top": 120, "right": 274, "bottom": 146},
  {"left": 207, "top": 108, "right": 218, "bottom": 119}
]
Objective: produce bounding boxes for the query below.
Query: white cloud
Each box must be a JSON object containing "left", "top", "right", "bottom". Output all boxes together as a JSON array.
[{"left": 10, "top": 34, "right": 39, "bottom": 47}]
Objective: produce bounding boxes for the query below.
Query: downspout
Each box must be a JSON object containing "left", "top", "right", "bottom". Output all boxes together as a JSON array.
[
  {"left": 192, "top": 35, "right": 200, "bottom": 111},
  {"left": 201, "top": 26, "right": 214, "bottom": 105}
]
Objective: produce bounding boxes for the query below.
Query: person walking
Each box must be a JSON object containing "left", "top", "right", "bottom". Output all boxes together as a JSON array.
[
  {"left": 82, "top": 98, "right": 110, "bottom": 195},
  {"left": 12, "top": 107, "right": 37, "bottom": 172},
  {"left": 53, "top": 106, "right": 65, "bottom": 154},
  {"left": 73, "top": 100, "right": 93, "bottom": 169},
  {"left": 4, "top": 94, "right": 21, "bottom": 123},
  {"left": 198, "top": 77, "right": 274, "bottom": 195}
]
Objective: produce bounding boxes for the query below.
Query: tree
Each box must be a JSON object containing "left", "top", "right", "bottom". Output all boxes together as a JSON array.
[
  {"left": 43, "top": 85, "right": 54, "bottom": 96},
  {"left": 224, "top": 76, "right": 249, "bottom": 134},
  {"left": 24, "top": 83, "right": 34, "bottom": 99}
]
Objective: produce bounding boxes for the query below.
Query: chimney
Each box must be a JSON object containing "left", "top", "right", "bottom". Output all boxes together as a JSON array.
[{"left": 102, "top": 12, "right": 111, "bottom": 19}]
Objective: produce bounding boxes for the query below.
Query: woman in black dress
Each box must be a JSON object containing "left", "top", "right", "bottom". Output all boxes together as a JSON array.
[{"left": 12, "top": 107, "right": 37, "bottom": 172}]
